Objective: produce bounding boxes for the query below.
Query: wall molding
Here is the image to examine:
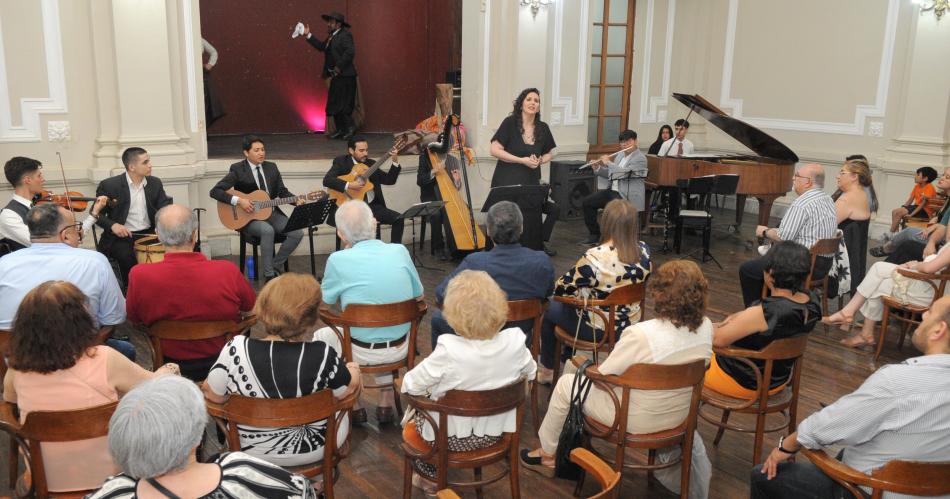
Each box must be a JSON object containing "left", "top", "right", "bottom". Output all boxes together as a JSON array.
[
  {"left": 481, "top": 0, "right": 492, "bottom": 126},
  {"left": 719, "top": 0, "right": 899, "bottom": 135},
  {"left": 182, "top": 0, "right": 199, "bottom": 133},
  {"left": 637, "top": 0, "right": 676, "bottom": 123},
  {"left": 0, "top": 0, "right": 68, "bottom": 142},
  {"left": 550, "top": 0, "right": 589, "bottom": 125}
]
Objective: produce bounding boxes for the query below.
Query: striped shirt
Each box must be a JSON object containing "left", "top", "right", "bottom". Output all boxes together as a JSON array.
[
  {"left": 797, "top": 354, "right": 950, "bottom": 499},
  {"left": 777, "top": 187, "right": 837, "bottom": 250}
]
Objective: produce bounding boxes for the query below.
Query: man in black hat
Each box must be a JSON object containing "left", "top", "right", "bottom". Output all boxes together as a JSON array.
[{"left": 301, "top": 13, "right": 358, "bottom": 141}]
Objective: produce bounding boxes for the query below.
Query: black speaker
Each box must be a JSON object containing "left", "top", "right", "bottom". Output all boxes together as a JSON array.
[{"left": 550, "top": 160, "right": 597, "bottom": 220}]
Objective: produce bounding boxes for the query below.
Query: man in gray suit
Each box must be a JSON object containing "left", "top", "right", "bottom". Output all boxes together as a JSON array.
[{"left": 581, "top": 129, "right": 648, "bottom": 245}]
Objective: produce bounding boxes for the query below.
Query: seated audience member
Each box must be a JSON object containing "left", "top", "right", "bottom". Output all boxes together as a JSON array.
[
  {"left": 831, "top": 157, "right": 877, "bottom": 296},
  {"left": 3, "top": 281, "right": 177, "bottom": 493},
  {"left": 871, "top": 167, "right": 950, "bottom": 262},
  {"left": 647, "top": 124, "right": 673, "bottom": 156},
  {"left": 402, "top": 270, "right": 536, "bottom": 496},
  {"left": 887, "top": 165, "right": 938, "bottom": 235},
  {"left": 825, "top": 233, "right": 950, "bottom": 349},
  {"left": 538, "top": 199, "right": 652, "bottom": 383},
  {"left": 203, "top": 273, "right": 360, "bottom": 469},
  {"left": 0, "top": 203, "right": 133, "bottom": 359},
  {"left": 126, "top": 204, "right": 256, "bottom": 381},
  {"left": 740, "top": 163, "right": 837, "bottom": 307},
  {"left": 706, "top": 242, "right": 819, "bottom": 399},
  {"left": 89, "top": 376, "right": 318, "bottom": 498},
  {"left": 321, "top": 200, "right": 424, "bottom": 425},
  {"left": 0, "top": 156, "right": 45, "bottom": 250},
  {"left": 751, "top": 295, "right": 950, "bottom": 499},
  {"left": 522, "top": 260, "right": 713, "bottom": 498},
  {"left": 431, "top": 201, "right": 554, "bottom": 348}
]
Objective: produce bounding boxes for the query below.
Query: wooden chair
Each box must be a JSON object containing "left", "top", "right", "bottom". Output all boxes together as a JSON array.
[
  {"left": 0, "top": 401, "right": 117, "bottom": 499},
  {"left": 902, "top": 195, "right": 947, "bottom": 230},
  {"left": 574, "top": 357, "right": 707, "bottom": 499},
  {"left": 145, "top": 316, "right": 256, "bottom": 373},
  {"left": 0, "top": 329, "right": 10, "bottom": 381},
  {"left": 507, "top": 298, "right": 546, "bottom": 431},
  {"left": 876, "top": 268, "right": 950, "bottom": 360},
  {"left": 699, "top": 335, "right": 808, "bottom": 464},
  {"left": 551, "top": 283, "right": 646, "bottom": 384},
  {"left": 570, "top": 448, "right": 622, "bottom": 499},
  {"left": 761, "top": 235, "right": 841, "bottom": 315},
  {"left": 400, "top": 379, "right": 526, "bottom": 499},
  {"left": 319, "top": 299, "right": 428, "bottom": 418},
  {"left": 801, "top": 448, "right": 950, "bottom": 499},
  {"left": 436, "top": 490, "right": 461, "bottom": 499},
  {"left": 206, "top": 388, "right": 359, "bottom": 499}
]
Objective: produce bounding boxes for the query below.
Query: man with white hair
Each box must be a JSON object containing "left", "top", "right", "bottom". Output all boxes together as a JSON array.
[
  {"left": 126, "top": 204, "right": 256, "bottom": 380},
  {"left": 320, "top": 200, "right": 424, "bottom": 425}
]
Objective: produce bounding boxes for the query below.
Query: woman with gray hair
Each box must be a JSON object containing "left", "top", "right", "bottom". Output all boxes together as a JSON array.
[{"left": 88, "top": 376, "right": 317, "bottom": 498}]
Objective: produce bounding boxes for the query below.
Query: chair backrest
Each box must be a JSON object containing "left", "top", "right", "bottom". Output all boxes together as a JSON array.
[
  {"left": 805, "top": 235, "right": 842, "bottom": 288},
  {"left": 712, "top": 335, "right": 809, "bottom": 412},
  {"left": 319, "top": 299, "right": 428, "bottom": 362},
  {"left": 208, "top": 389, "right": 345, "bottom": 429},
  {"left": 712, "top": 174, "right": 740, "bottom": 196},
  {"left": 570, "top": 448, "right": 621, "bottom": 499},
  {"left": 407, "top": 378, "right": 526, "bottom": 419},
  {"left": 802, "top": 448, "right": 950, "bottom": 499},
  {"left": 147, "top": 317, "right": 256, "bottom": 371},
  {"left": 507, "top": 299, "right": 545, "bottom": 354},
  {"left": 553, "top": 283, "right": 647, "bottom": 348},
  {"left": 0, "top": 329, "right": 10, "bottom": 380}
]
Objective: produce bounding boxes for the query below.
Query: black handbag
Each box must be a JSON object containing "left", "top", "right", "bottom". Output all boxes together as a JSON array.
[{"left": 554, "top": 359, "right": 594, "bottom": 480}]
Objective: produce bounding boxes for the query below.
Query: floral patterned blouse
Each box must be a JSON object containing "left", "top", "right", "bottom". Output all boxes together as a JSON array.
[{"left": 554, "top": 241, "right": 652, "bottom": 333}]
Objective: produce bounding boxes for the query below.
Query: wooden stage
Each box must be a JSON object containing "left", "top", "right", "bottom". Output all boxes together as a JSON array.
[
  {"left": 208, "top": 132, "right": 396, "bottom": 161},
  {"left": 0, "top": 213, "right": 904, "bottom": 498}
]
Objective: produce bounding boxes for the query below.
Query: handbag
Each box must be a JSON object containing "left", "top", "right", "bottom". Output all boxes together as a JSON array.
[{"left": 554, "top": 358, "right": 594, "bottom": 480}]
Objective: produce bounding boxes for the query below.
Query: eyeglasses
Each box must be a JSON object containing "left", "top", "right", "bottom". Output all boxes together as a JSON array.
[
  {"left": 59, "top": 222, "right": 84, "bottom": 242},
  {"left": 792, "top": 173, "right": 813, "bottom": 182}
]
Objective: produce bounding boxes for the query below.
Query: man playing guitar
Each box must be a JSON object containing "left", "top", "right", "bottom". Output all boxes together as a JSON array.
[
  {"left": 324, "top": 136, "right": 404, "bottom": 244},
  {"left": 210, "top": 135, "right": 305, "bottom": 280}
]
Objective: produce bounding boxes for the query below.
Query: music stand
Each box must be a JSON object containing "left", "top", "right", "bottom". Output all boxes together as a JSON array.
[
  {"left": 482, "top": 184, "right": 550, "bottom": 251},
  {"left": 283, "top": 198, "right": 333, "bottom": 277},
  {"left": 399, "top": 201, "right": 446, "bottom": 270}
]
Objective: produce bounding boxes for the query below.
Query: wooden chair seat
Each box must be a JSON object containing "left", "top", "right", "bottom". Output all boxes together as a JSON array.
[
  {"left": 701, "top": 385, "right": 794, "bottom": 410},
  {"left": 585, "top": 417, "right": 688, "bottom": 449},
  {"left": 876, "top": 268, "right": 950, "bottom": 361},
  {"left": 802, "top": 448, "right": 950, "bottom": 499},
  {"left": 402, "top": 424, "right": 514, "bottom": 467}
]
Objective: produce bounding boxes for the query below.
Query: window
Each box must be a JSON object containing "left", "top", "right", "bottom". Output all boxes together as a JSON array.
[{"left": 588, "top": 0, "right": 635, "bottom": 156}]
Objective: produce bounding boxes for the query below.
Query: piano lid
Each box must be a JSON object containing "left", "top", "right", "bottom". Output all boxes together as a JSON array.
[{"left": 672, "top": 93, "right": 799, "bottom": 163}]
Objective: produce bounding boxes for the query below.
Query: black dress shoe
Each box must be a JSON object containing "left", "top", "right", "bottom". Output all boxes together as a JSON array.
[
  {"left": 435, "top": 247, "right": 450, "bottom": 261},
  {"left": 375, "top": 406, "right": 395, "bottom": 425},
  {"left": 341, "top": 126, "right": 357, "bottom": 142},
  {"left": 351, "top": 408, "right": 367, "bottom": 425},
  {"left": 543, "top": 243, "right": 557, "bottom": 257},
  {"left": 327, "top": 130, "right": 343, "bottom": 139}
]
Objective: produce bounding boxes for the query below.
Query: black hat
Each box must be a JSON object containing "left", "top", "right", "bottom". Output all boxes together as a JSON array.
[{"left": 321, "top": 12, "right": 350, "bottom": 28}]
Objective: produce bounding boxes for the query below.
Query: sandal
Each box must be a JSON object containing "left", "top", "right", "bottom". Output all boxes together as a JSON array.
[
  {"left": 520, "top": 449, "right": 555, "bottom": 478},
  {"left": 821, "top": 312, "right": 853, "bottom": 327},
  {"left": 841, "top": 334, "right": 875, "bottom": 348}
]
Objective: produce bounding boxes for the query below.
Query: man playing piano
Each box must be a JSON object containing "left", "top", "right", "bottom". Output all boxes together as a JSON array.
[{"left": 657, "top": 118, "right": 694, "bottom": 157}]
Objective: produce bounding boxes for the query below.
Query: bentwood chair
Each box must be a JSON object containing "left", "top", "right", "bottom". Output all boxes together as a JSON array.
[
  {"left": 145, "top": 316, "right": 256, "bottom": 374},
  {"left": 801, "top": 448, "right": 950, "bottom": 499},
  {"left": 570, "top": 448, "right": 622, "bottom": 499},
  {"left": 206, "top": 388, "right": 359, "bottom": 499},
  {"left": 876, "top": 268, "right": 950, "bottom": 360},
  {"left": 761, "top": 235, "right": 841, "bottom": 316},
  {"left": 551, "top": 283, "right": 646, "bottom": 385},
  {"left": 901, "top": 195, "right": 947, "bottom": 230},
  {"left": 699, "top": 335, "right": 809, "bottom": 464},
  {"left": 506, "top": 299, "right": 546, "bottom": 431},
  {"left": 320, "top": 299, "right": 428, "bottom": 419},
  {"left": 574, "top": 357, "right": 707, "bottom": 499},
  {"left": 0, "top": 401, "right": 118, "bottom": 499},
  {"left": 400, "top": 379, "right": 526, "bottom": 499}
]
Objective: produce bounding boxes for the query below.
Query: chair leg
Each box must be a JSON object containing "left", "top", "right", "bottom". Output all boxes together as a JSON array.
[
  {"left": 713, "top": 409, "right": 730, "bottom": 446},
  {"left": 509, "top": 441, "right": 521, "bottom": 499},
  {"left": 402, "top": 456, "right": 413, "bottom": 499},
  {"left": 647, "top": 448, "right": 657, "bottom": 485},
  {"left": 752, "top": 411, "right": 767, "bottom": 464},
  {"left": 252, "top": 243, "right": 260, "bottom": 282},
  {"left": 8, "top": 437, "right": 17, "bottom": 493},
  {"left": 474, "top": 467, "right": 484, "bottom": 499},
  {"left": 531, "top": 379, "right": 540, "bottom": 432},
  {"left": 673, "top": 219, "right": 683, "bottom": 253},
  {"left": 392, "top": 370, "right": 404, "bottom": 419},
  {"left": 876, "top": 307, "right": 891, "bottom": 361}
]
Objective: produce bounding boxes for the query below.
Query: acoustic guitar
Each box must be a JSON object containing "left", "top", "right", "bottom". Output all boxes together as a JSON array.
[
  {"left": 328, "top": 135, "right": 422, "bottom": 207},
  {"left": 217, "top": 189, "right": 327, "bottom": 230}
]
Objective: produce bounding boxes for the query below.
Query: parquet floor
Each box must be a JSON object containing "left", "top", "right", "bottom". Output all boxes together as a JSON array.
[{"left": 0, "top": 210, "right": 912, "bottom": 498}]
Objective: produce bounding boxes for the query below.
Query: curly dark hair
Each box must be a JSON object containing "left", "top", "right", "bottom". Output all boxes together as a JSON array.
[
  {"left": 511, "top": 87, "right": 543, "bottom": 144},
  {"left": 8, "top": 281, "right": 100, "bottom": 373},
  {"left": 648, "top": 260, "right": 708, "bottom": 331},
  {"left": 763, "top": 241, "right": 811, "bottom": 292}
]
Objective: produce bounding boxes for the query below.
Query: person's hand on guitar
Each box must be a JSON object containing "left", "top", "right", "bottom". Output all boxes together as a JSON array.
[
  {"left": 237, "top": 198, "right": 255, "bottom": 214},
  {"left": 303, "top": 23, "right": 311, "bottom": 37},
  {"left": 389, "top": 146, "right": 399, "bottom": 163},
  {"left": 348, "top": 177, "right": 366, "bottom": 192},
  {"left": 111, "top": 223, "right": 132, "bottom": 238}
]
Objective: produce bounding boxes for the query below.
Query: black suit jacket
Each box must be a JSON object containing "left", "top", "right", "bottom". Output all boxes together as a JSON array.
[
  {"left": 95, "top": 173, "right": 172, "bottom": 251},
  {"left": 210, "top": 160, "right": 294, "bottom": 215},
  {"left": 306, "top": 29, "right": 357, "bottom": 78},
  {"left": 324, "top": 154, "right": 400, "bottom": 208}
]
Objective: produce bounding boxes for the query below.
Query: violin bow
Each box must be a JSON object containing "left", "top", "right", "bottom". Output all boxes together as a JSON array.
[{"left": 55, "top": 152, "right": 75, "bottom": 213}]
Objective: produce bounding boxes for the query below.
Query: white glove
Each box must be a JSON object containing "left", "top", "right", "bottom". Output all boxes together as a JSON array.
[{"left": 291, "top": 22, "right": 305, "bottom": 39}]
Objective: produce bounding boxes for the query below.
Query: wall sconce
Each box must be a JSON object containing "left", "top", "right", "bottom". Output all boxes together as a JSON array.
[
  {"left": 521, "top": 0, "right": 554, "bottom": 19},
  {"left": 912, "top": 0, "right": 948, "bottom": 20}
]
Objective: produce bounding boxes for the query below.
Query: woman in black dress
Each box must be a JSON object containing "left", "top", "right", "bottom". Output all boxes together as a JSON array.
[
  {"left": 647, "top": 124, "right": 673, "bottom": 155},
  {"left": 490, "top": 88, "right": 559, "bottom": 255}
]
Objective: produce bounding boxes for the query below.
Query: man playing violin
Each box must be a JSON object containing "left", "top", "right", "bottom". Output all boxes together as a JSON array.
[
  {"left": 0, "top": 156, "right": 46, "bottom": 251},
  {"left": 94, "top": 147, "right": 173, "bottom": 287},
  {"left": 209, "top": 135, "right": 304, "bottom": 280},
  {"left": 324, "top": 136, "right": 404, "bottom": 244}
]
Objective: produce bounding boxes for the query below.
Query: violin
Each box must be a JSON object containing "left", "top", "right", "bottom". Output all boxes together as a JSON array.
[{"left": 33, "top": 190, "right": 116, "bottom": 212}]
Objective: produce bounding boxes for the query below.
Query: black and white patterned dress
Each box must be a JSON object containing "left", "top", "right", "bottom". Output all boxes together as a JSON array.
[
  {"left": 206, "top": 336, "right": 351, "bottom": 466},
  {"left": 85, "top": 452, "right": 317, "bottom": 498}
]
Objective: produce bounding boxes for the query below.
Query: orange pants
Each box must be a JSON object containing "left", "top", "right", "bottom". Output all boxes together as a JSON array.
[{"left": 703, "top": 354, "right": 786, "bottom": 399}]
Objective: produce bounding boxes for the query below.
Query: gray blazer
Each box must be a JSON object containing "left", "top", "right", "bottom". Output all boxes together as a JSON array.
[{"left": 596, "top": 148, "right": 649, "bottom": 210}]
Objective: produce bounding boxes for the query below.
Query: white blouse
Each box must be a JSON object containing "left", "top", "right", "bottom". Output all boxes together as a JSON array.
[{"left": 401, "top": 327, "right": 537, "bottom": 441}]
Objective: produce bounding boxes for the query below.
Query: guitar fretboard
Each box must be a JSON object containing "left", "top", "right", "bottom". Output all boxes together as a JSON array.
[{"left": 254, "top": 193, "right": 316, "bottom": 209}]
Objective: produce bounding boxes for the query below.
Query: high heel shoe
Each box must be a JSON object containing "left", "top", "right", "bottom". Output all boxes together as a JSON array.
[{"left": 840, "top": 334, "right": 875, "bottom": 348}]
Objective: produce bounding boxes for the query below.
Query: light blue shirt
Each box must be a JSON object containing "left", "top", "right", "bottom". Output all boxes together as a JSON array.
[
  {"left": 0, "top": 243, "right": 126, "bottom": 329},
  {"left": 321, "top": 239, "right": 424, "bottom": 343}
]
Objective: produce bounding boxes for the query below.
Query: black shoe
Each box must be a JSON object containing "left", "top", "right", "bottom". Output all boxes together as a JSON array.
[
  {"left": 327, "top": 130, "right": 343, "bottom": 139},
  {"left": 435, "top": 247, "right": 450, "bottom": 261},
  {"left": 579, "top": 235, "right": 599, "bottom": 246},
  {"left": 543, "top": 243, "right": 557, "bottom": 257},
  {"left": 869, "top": 246, "right": 888, "bottom": 258},
  {"left": 341, "top": 126, "right": 357, "bottom": 142},
  {"left": 351, "top": 408, "right": 368, "bottom": 425}
]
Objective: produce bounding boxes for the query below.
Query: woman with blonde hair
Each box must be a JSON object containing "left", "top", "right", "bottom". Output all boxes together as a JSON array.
[
  {"left": 538, "top": 198, "right": 652, "bottom": 382},
  {"left": 401, "top": 270, "right": 536, "bottom": 496},
  {"left": 832, "top": 156, "right": 878, "bottom": 295},
  {"left": 203, "top": 273, "right": 360, "bottom": 469}
]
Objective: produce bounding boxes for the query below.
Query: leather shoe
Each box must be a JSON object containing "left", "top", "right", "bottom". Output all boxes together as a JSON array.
[
  {"left": 435, "top": 247, "right": 451, "bottom": 261},
  {"left": 375, "top": 406, "right": 395, "bottom": 425},
  {"left": 341, "top": 126, "right": 357, "bottom": 142},
  {"left": 327, "top": 130, "right": 343, "bottom": 139},
  {"left": 351, "top": 408, "right": 368, "bottom": 425},
  {"left": 543, "top": 243, "right": 557, "bottom": 257}
]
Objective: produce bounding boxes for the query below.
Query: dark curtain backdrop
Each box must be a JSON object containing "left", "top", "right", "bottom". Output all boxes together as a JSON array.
[{"left": 200, "top": 0, "right": 461, "bottom": 135}]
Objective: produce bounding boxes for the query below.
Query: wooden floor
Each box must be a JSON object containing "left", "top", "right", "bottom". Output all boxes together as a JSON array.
[{"left": 1, "top": 210, "right": 911, "bottom": 498}]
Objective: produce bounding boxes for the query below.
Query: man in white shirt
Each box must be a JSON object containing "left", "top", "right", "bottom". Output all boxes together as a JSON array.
[
  {"left": 581, "top": 129, "right": 649, "bottom": 245},
  {"left": 0, "top": 156, "right": 46, "bottom": 251},
  {"left": 93, "top": 147, "right": 172, "bottom": 287},
  {"left": 657, "top": 118, "right": 695, "bottom": 157}
]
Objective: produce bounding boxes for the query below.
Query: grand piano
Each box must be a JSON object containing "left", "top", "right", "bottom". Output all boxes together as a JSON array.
[{"left": 647, "top": 93, "right": 798, "bottom": 227}]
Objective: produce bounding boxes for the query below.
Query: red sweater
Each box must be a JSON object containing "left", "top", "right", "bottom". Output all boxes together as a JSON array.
[{"left": 127, "top": 252, "right": 256, "bottom": 360}]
